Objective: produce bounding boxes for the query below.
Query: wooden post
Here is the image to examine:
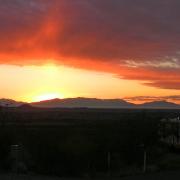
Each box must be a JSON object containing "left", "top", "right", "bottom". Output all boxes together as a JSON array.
[
  {"left": 143, "top": 150, "right": 147, "bottom": 173},
  {"left": 107, "top": 151, "right": 111, "bottom": 176}
]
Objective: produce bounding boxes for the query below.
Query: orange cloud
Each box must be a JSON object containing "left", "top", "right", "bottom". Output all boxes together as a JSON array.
[{"left": 0, "top": 0, "right": 180, "bottom": 89}]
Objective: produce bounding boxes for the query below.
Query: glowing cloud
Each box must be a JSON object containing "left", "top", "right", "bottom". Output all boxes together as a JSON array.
[{"left": 0, "top": 0, "right": 180, "bottom": 89}]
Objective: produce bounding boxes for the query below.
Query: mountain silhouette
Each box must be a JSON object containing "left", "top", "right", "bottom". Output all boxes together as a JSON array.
[
  {"left": 0, "top": 98, "right": 179, "bottom": 109},
  {"left": 31, "top": 97, "right": 135, "bottom": 108},
  {"left": 0, "top": 98, "right": 24, "bottom": 107},
  {"left": 18, "top": 103, "right": 34, "bottom": 109},
  {"left": 138, "top": 100, "right": 180, "bottom": 109}
]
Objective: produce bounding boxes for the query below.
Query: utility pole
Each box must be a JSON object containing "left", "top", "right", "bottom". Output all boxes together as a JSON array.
[
  {"left": 143, "top": 149, "right": 147, "bottom": 173},
  {"left": 139, "top": 144, "right": 147, "bottom": 173},
  {"left": 107, "top": 151, "right": 111, "bottom": 176}
]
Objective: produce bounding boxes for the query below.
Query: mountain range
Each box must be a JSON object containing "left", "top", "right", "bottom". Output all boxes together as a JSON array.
[{"left": 0, "top": 97, "right": 180, "bottom": 109}]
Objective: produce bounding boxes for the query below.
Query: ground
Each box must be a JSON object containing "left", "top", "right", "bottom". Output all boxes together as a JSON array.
[
  {"left": 121, "top": 171, "right": 180, "bottom": 180},
  {"left": 1, "top": 171, "right": 180, "bottom": 180}
]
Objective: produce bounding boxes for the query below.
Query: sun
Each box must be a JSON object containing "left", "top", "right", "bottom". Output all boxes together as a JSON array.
[
  {"left": 42, "top": 64, "right": 59, "bottom": 73},
  {"left": 33, "top": 93, "right": 64, "bottom": 102}
]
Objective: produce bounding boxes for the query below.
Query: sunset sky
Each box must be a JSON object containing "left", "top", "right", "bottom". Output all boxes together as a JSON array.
[{"left": 0, "top": 0, "right": 180, "bottom": 104}]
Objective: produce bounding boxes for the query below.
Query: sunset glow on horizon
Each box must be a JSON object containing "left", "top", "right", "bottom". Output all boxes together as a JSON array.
[
  {"left": 0, "top": 64, "right": 179, "bottom": 104},
  {"left": 31, "top": 93, "right": 65, "bottom": 102},
  {"left": 0, "top": 0, "right": 180, "bottom": 104}
]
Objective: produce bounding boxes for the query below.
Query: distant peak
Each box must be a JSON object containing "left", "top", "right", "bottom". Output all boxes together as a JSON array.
[{"left": 0, "top": 98, "right": 24, "bottom": 107}]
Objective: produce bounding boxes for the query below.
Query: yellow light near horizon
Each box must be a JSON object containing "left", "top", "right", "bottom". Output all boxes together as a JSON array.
[
  {"left": 42, "top": 64, "right": 59, "bottom": 72},
  {"left": 32, "top": 93, "right": 64, "bottom": 102},
  {"left": 0, "top": 64, "right": 179, "bottom": 104}
]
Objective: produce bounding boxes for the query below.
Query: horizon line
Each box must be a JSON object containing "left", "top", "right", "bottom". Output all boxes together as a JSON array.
[{"left": 0, "top": 97, "right": 180, "bottom": 106}]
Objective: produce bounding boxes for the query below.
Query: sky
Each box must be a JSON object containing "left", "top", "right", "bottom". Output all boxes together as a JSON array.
[{"left": 0, "top": 0, "right": 180, "bottom": 103}]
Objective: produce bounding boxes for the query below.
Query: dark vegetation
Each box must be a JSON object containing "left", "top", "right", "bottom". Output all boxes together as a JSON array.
[{"left": 0, "top": 107, "right": 179, "bottom": 177}]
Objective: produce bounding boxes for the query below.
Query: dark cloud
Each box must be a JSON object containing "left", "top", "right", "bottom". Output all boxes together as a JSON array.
[
  {"left": 0, "top": 0, "right": 180, "bottom": 89},
  {"left": 124, "top": 95, "right": 180, "bottom": 104}
]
